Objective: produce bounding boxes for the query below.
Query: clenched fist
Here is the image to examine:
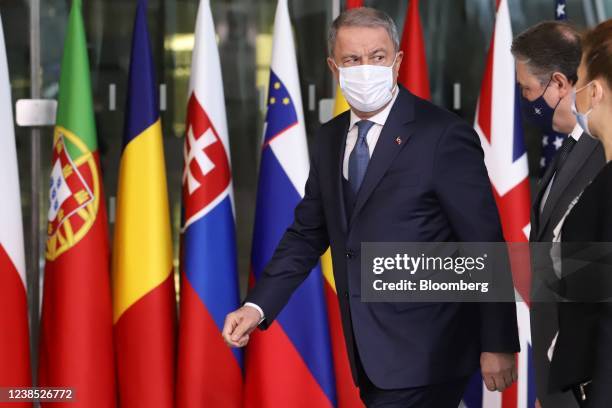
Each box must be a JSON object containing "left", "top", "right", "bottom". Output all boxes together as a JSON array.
[
  {"left": 481, "top": 352, "right": 517, "bottom": 392},
  {"left": 222, "top": 306, "right": 262, "bottom": 348}
]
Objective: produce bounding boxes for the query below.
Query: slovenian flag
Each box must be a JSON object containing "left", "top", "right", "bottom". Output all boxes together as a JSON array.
[
  {"left": 112, "top": 0, "right": 175, "bottom": 406},
  {"left": 176, "top": 0, "right": 243, "bottom": 406},
  {"left": 244, "top": 0, "right": 336, "bottom": 406}
]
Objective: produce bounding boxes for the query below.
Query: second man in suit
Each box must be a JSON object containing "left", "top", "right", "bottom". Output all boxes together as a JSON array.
[{"left": 511, "top": 21, "right": 606, "bottom": 408}]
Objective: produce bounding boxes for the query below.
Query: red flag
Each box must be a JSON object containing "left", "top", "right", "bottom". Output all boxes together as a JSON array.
[
  {"left": 346, "top": 0, "right": 363, "bottom": 8},
  {"left": 398, "top": 0, "right": 431, "bottom": 100}
]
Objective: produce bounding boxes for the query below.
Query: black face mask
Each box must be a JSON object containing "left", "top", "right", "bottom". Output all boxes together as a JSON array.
[{"left": 519, "top": 77, "right": 562, "bottom": 135}]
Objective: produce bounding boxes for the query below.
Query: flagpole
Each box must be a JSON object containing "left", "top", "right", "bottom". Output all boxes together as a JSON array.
[{"left": 29, "top": 0, "right": 41, "bottom": 389}]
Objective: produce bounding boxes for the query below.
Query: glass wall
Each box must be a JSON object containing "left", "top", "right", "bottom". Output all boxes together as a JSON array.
[{"left": 2, "top": 0, "right": 611, "bottom": 369}]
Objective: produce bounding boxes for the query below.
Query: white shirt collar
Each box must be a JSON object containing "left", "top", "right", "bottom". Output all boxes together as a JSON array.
[
  {"left": 569, "top": 123, "right": 582, "bottom": 141},
  {"left": 348, "top": 85, "right": 399, "bottom": 130}
]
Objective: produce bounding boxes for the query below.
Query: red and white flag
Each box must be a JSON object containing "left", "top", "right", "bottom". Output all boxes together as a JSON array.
[{"left": 0, "top": 12, "right": 32, "bottom": 401}]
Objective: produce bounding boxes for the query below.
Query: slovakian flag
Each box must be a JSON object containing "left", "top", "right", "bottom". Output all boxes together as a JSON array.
[
  {"left": 176, "top": 1, "right": 243, "bottom": 407},
  {"left": 466, "top": 0, "right": 534, "bottom": 407},
  {"left": 112, "top": 1, "right": 175, "bottom": 406},
  {"left": 244, "top": 0, "right": 336, "bottom": 406},
  {"left": 0, "top": 12, "right": 32, "bottom": 403},
  {"left": 398, "top": 0, "right": 431, "bottom": 100},
  {"left": 38, "top": 1, "right": 116, "bottom": 406}
]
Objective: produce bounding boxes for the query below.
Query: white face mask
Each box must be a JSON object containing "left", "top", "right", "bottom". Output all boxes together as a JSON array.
[
  {"left": 336, "top": 55, "right": 397, "bottom": 113},
  {"left": 571, "top": 82, "right": 595, "bottom": 139}
]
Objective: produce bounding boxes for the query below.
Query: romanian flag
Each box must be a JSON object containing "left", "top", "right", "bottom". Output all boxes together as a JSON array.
[
  {"left": 112, "top": 0, "right": 175, "bottom": 406},
  {"left": 38, "top": 1, "right": 116, "bottom": 406},
  {"left": 324, "top": 1, "right": 363, "bottom": 407},
  {"left": 0, "top": 12, "right": 31, "bottom": 406}
]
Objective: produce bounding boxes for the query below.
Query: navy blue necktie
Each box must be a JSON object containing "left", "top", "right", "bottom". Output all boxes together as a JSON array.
[{"left": 348, "top": 120, "right": 375, "bottom": 194}]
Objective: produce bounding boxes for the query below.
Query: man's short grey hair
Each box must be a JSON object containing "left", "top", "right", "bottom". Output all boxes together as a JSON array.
[{"left": 328, "top": 7, "right": 400, "bottom": 57}]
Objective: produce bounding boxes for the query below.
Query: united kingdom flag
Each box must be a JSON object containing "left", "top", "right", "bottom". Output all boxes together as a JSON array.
[
  {"left": 468, "top": 0, "right": 535, "bottom": 407},
  {"left": 176, "top": 1, "right": 242, "bottom": 406}
]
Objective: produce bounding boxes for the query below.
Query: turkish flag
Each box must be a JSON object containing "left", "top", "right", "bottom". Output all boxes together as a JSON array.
[{"left": 398, "top": 0, "right": 431, "bottom": 100}]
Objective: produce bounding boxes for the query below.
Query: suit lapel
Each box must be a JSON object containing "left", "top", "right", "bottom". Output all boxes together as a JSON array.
[
  {"left": 349, "top": 89, "right": 416, "bottom": 227},
  {"left": 330, "top": 112, "right": 350, "bottom": 234},
  {"left": 531, "top": 152, "right": 558, "bottom": 237},
  {"left": 537, "top": 135, "right": 599, "bottom": 240}
]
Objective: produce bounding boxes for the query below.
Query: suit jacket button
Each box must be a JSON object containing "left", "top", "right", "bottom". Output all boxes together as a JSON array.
[
  {"left": 345, "top": 250, "right": 353, "bottom": 259},
  {"left": 344, "top": 291, "right": 349, "bottom": 298}
]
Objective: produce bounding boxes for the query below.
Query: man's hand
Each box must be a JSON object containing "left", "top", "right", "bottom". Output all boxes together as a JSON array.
[
  {"left": 222, "top": 306, "right": 262, "bottom": 348},
  {"left": 480, "top": 352, "right": 517, "bottom": 392}
]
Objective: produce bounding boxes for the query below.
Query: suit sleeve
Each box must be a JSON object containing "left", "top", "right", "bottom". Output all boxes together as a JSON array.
[
  {"left": 244, "top": 135, "right": 330, "bottom": 328},
  {"left": 588, "top": 172, "right": 612, "bottom": 405},
  {"left": 433, "top": 120, "right": 520, "bottom": 353}
]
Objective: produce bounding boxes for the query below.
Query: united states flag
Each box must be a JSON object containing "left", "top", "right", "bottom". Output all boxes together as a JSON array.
[{"left": 539, "top": 0, "right": 569, "bottom": 175}]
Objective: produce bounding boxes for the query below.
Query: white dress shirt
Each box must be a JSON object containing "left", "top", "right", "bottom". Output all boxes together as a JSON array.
[
  {"left": 342, "top": 86, "right": 399, "bottom": 180},
  {"left": 245, "top": 86, "right": 400, "bottom": 322},
  {"left": 546, "top": 124, "right": 586, "bottom": 360},
  {"left": 539, "top": 124, "right": 583, "bottom": 213}
]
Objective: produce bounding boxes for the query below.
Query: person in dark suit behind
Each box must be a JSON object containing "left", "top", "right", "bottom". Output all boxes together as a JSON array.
[
  {"left": 222, "top": 8, "right": 519, "bottom": 407},
  {"left": 548, "top": 19, "right": 612, "bottom": 408},
  {"left": 511, "top": 22, "right": 605, "bottom": 408}
]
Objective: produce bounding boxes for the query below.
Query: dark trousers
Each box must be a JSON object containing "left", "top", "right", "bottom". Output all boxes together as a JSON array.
[{"left": 355, "top": 348, "right": 471, "bottom": 408}]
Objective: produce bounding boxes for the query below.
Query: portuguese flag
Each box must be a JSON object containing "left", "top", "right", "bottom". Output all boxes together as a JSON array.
[{"left": 38, "top": 1, "right": 116, "bottom": 406}]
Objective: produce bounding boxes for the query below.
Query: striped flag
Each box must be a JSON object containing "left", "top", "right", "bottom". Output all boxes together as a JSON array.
[
  {"left": 176, "top": 1, "right": 243, "bottom": 406},
  {"left": 398, "top": 0, "right": 431, "bottom": 100},
  {"left": 244, "top": 1, "right": 336, "bottom": 406},
  {"left": 38, "top": 1, "right": 116, "bottom": 406},
  {"left": 112, "top": 1, "right": 175, "bottom": 406},
  {"left": 539, "top": 0, "right": 569, "bottom": 175},
  {"left": 469, "top": 0, "right": 534, "bottom": 407},
  {"left": 0, "top": 12, "right": 32, "bottom": 403},
  {"left": 325, "top": 1, "right": 364, "bottom": 406}
]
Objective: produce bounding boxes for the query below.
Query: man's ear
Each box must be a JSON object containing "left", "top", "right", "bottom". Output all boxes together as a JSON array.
[
  {"left": 394, "top": 50, "right": 404, "bottom": 75},
  {"left": 552, "top": 71, "right": 572, "bottom": 98},
  {"left": 327, "top": 57, "right": 339, "bottom": 80}
]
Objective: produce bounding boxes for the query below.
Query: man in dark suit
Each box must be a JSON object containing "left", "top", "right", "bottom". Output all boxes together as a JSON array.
[
  {"left": 223, "top": 8, "right": 519, "bottom": 407},
  {"left": 511, "top": 21, "right": 606, "bottom": 408}
]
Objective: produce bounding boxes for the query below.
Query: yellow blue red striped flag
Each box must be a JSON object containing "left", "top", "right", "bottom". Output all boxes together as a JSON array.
[{"left": 111, "top": 1, "right": 175, "bottom": 406}]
